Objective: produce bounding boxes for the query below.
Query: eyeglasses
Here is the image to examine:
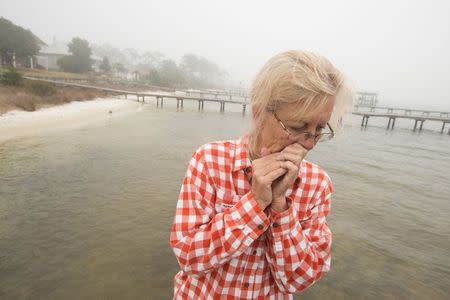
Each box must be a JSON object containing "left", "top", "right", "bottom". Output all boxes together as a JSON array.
[{"left": 272, "top": 112, "right": 335, "bottom": 143}]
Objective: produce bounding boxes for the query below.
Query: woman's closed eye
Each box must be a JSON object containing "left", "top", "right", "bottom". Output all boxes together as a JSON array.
[
  {"left": 287, "top": 122, "right": 307, "bottom": 132},
  {"left": 289, "top": 124, "right": 325, "bottom": 133},
  {"left": 290, "top": 126, "right": 306, "bottom": 133}
]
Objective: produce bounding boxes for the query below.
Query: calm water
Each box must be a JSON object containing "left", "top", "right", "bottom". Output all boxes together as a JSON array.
[{"left": 1, "top": 98, "right": 449, "bottom": 299}]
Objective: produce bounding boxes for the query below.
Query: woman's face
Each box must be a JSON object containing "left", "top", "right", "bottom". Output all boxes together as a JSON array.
[{"left": 257, "top": 99, "right": 335, "bottom": 155}]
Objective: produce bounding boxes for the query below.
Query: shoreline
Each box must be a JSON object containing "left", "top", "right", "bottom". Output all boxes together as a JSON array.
[
  {"left": 0, "top": 83, "right": 113, "bottom": 116},
  {"left": 0, "top": 97, "right": 141, "bottom": 144}
]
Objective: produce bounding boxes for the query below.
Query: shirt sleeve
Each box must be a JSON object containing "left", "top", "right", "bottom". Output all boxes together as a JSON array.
[
  {"left": 265, "top": 175, "right": 333, "bottom": 294},
  {"left": 169, "top": 147, "right": 270, "bottom": 277}
]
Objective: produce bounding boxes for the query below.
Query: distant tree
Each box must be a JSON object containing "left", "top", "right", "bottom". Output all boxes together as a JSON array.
[
  {"left": 68, "top": 37, "right": 91, "bottom": 58},
  {"left": 99, "top": 56, "right": 111, "bottom": 73},
  {"left": 180, "top": 53, "right": 224, "bottom": 87},
  {"left": 144, "top": 69, "right": 164, "bottom": 86},
  {"left": 0, "top": 17, "right": 41, "bottom": 65},
  {"left": 180, "top": 54, "right": 201, "bottom": 76},
  {"left": 141, "top": 51, "right": 165, "bottom": 68},
  {"left": 134, "top": 63, "right": 153, "bottom": 74},
  {"left": 112, "top": 62, "right": 127, "bottom": 73},
  {"left": 92, "top": 43, "right": 128, "bottom": 65},
  {"left": 123, "top": 48, "right": 141, "bottom": 65},
  {"left": 58, "top": 37, "right": 93, "bottom": 73},
  {"left": 159, "top": 59, "right": 185, "bottom": 87}
]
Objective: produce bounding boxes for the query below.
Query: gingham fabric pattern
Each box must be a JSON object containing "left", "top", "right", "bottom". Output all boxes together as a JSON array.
[{"left": 170, "top": 136, "right": 333, "bottom": 299}]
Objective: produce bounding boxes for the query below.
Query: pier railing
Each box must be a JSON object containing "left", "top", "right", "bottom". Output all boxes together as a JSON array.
[
  {"left": 354, "top": 105, "right": 450, "bottom": 118},
  {"left": 353, "top": 105, "right": 450, "bottom": 134}
]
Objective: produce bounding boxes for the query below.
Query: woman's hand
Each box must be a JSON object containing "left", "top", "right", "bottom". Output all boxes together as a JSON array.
[
  {"left": 250, "top": 150, "right": 290, "bottom": 210},
  {"left": 271, "top": 143, "right": 308, "bottom": 212}
]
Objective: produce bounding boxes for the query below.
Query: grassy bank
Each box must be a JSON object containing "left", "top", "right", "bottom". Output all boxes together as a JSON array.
[
  {"left": 0, "top": 83, "right": 111, "bottom": 115},
  {"left": 0, "top": 67, "right": 90, "bottom": 81}
]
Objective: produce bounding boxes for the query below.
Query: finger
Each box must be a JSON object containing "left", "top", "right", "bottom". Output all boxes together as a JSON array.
[
  {"left": 252, "top": 152, "right": 286, "bottom": 169},
  {"left": 273, "top": 160, "right": 298, "bottom": 184},
  {"left": 283, "top": 143, "right": 308, "bottom": 156},
  {"left": 283, "top": 160, "right": 300, "bottom": 180},
  {"left": 256, "top": 160, "right": 290, "bottom": 176},
  {"left": 280, "top": 152, "right": 303, "bottom": 167},
  {"left": 282, "top": 145, "right": 307, "bottom": 163},
  {"left": 262, "top": 167, "right": 288, "bottom": 184}
]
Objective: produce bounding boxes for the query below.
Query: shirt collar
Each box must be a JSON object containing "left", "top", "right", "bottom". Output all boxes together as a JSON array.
[{"left": 232, "top": 134, "right": 252, "bottom": 172}]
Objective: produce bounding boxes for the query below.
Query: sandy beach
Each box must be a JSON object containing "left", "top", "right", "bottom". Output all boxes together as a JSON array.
[{"left": 0, "top": 97, "right": 141, "bottom": 144}]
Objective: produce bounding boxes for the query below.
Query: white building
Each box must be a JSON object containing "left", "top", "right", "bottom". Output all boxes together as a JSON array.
[{"left": 36, "top": 39, "right": 102, "bottom": 71}]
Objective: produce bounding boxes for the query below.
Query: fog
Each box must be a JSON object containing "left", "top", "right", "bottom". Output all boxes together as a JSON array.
[{"left": 1, "top": 0, "right": 449, "bottom": 110}]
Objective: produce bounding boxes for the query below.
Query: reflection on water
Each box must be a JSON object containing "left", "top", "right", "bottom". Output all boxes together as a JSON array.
[{"left": 1, "top": 100, "right": 449, "bottom": 299}]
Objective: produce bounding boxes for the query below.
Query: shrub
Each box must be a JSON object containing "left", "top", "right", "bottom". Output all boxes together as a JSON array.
[
  {"left": 25, "top": 80, "right": 56, "bottom": 96},
  {"left": 0, "top": 68, "right": 23, "bottom": 86},
  {"left": 14, "top": 97, "right": 37, "bottom": 111}
]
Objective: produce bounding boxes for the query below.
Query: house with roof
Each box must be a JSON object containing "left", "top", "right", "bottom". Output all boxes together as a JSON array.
[
  {"left": 36, "top": 38, "right": 102, "bottom": 71},
  {"left": 35, "top": 39, "right": 67, "bottom": 70}
]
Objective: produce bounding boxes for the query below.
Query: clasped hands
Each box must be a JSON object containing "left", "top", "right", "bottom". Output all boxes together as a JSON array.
[{"left": 251, "top": 143, "right": 307, "bottom": 212}]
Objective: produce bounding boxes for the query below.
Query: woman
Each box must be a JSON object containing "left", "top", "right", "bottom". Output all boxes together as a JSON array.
[{"left": 170, "top": 50, "right": 351, "bottom": 299}]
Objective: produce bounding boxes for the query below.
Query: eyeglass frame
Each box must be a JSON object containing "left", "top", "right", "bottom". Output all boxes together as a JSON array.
[{"left": 272, "top": 111, "right": 335, "bottom": 143}]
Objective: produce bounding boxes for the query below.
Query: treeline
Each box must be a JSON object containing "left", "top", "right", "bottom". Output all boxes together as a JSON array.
[
  {"left": 0, "top": 17, "right": 230, "bottom": 89},
  {"left": 92, "top": 44, "right": 228, "bottom": 89}
]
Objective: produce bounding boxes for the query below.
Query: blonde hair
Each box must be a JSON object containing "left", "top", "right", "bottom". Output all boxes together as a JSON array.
[{"left": 249, "top": 50, "right": 352, "bottom": 155}]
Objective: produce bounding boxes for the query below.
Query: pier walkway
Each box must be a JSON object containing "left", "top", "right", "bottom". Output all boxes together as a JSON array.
[
  {"left": 353, "top": 106, "right": 450, "bottom": 134},
  {"left": 24, "top": 76, "right": 250, "bottom": 113},
  {"left": 23, "top": 77, "right": 450, "bottom": 134}
]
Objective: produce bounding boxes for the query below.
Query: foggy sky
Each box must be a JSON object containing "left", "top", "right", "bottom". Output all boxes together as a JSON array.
[{"left": 1, "top": 0, "right": 449, "bottom": 110}]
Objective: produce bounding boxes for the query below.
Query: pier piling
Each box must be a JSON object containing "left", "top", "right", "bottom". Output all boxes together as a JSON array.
[
  {"left": 156, "top": 96, "right": 164, "bottom": 108},
  {"left": 361, "top": 115, "right": 369, "bottom": 127},
  {"left": 176, "top": 98, "right": 184, "bottom": 109},
  {"left": 387, "top": 117, "right": 396, "bottom": 130}
]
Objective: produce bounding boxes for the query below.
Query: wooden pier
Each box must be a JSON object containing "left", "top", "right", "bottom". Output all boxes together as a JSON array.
[
  {"left": 185, "top": 88, "right": 248, "bottom": 100},
  {"left": 353, "top": 105, "right": 450, "bottom": 134},
  {"left": 24, "top": 77, "right": 250, "bottom": 114},
  {"left": 20, "top": 77, "right": 450, "bottom": 135}
]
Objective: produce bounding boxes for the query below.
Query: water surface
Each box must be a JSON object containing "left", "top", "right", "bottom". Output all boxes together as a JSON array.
[{"left": 1, "top": 99, "right": 449, "bottom": 299}]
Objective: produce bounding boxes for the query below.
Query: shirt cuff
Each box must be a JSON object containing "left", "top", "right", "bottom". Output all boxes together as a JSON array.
[
  {"left": 228, "top": 191, "right": 270, "bottom": 239},
  {"left": 268, "top": 197, "right": 300, "bottom": 236}
]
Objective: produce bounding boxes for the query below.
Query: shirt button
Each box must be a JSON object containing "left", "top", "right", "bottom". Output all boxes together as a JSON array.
[
  {"left": 257, "top": 224, "right": 264, "bottom": 230},
  {"left": 244, "top": 283, "right": 249, "bottom": 288},
  {"left": 273, "top": 222, "right": 280, "bottom": 227},
  {"left": 253, "top": 250, "right": 257, "bottom": 255}
]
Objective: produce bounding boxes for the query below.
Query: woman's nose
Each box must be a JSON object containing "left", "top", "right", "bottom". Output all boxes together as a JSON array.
[{"left": 299, "top": 136, "right": 315, "bottom": 150}]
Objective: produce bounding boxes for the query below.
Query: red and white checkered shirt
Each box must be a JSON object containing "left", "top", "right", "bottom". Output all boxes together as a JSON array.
[{"left": 170, "top": 135, "right": 333, "bottom": 299}]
